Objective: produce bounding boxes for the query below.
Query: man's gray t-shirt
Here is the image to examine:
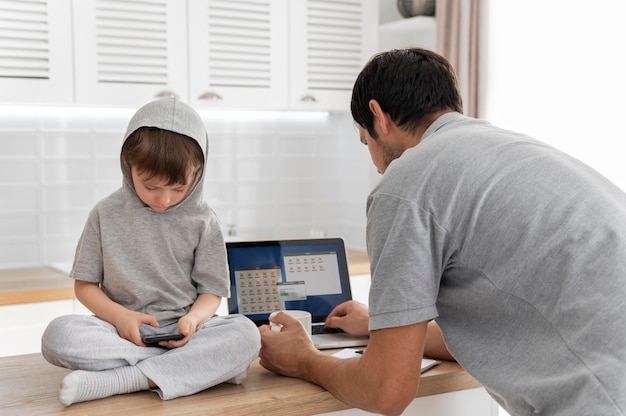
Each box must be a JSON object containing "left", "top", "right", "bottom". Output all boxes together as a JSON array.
[{"left": 366, "top": 112, "right": 626, "bottom": 415}]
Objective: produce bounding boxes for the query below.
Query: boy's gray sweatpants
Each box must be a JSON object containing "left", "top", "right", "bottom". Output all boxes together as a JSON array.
[{"left": 41, "top": 314, "right": 260, "bottom": 400}]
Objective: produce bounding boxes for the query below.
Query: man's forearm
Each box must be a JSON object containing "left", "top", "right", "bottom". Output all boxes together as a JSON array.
[
  {"left": 299, "top": 326, "right": 425, "bottom": 416},
  {"left": 300, "top": 352, "right": 405, "bottom": 414}
]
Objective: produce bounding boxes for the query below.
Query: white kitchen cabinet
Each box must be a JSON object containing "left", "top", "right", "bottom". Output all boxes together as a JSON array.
[
  {"left": 288, "top": 0, "right": 378, "bottom": 111},
  {"left": 72, "top": 0, "right": 188, "bottom": 107},
  {"left": 2, "top": 0, "right": 378, "bottom": 111},
  {"left": 188, "top": 0, "right": 289, "bottom": 110},
  {"left": 73, "top": 0, "right": 376, "bottom": 110},
  {"left": 0, "top": 0, "right": 74, "bottom": 104}
]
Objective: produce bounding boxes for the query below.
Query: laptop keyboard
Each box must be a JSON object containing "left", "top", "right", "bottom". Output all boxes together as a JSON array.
[{"left": 311, "top": 324, "right": 345, "bottom": 335}]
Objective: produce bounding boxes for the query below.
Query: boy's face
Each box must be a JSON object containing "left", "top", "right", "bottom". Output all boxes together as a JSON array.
[{"left": 131, "top": 167, "right": 194, "bottom": 212}]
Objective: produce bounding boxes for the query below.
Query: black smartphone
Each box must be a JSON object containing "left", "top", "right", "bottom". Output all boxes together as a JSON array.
[{"left": 142, "top": 333, "right": 184, "bottom": 345}]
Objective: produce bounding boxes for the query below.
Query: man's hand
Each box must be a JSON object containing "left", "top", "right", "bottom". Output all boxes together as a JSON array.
[
  {"left": 259, "top": 311, "right": 319, "bottom": 378},
  {"left": 324, "top": 300, "right": 370, "bottom": 336}
]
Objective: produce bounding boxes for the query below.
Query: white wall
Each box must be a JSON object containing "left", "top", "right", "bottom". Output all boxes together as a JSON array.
[
  {"left": 0, "top": 108, "right": 372, "bottom": 270},
  {"left": 483, "top": 0, "right": 626, "bottom": 191}
]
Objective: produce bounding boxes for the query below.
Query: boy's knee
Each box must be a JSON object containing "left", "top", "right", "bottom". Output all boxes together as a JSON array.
[
  {"left": 41, "top": 315, "right": 86, "bottom": 361},
  {"left": 230, "top": 315, "right": 261, "bottom": 353},
  {"left": 205, "top": 315, "right": 261, "bottom": 353}
]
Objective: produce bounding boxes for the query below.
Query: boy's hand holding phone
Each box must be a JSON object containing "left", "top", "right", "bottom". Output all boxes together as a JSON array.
[
  {"left": 112, "top": 310, "right": 159, "bottom": 346},
  {"left": 140, "top": 318, "right": 184, "bottom": 347}
]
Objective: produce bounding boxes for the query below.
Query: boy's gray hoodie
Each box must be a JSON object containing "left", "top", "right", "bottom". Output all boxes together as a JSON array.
[{"left": 70, "top": 98, "right": 229, "bottom": 322}]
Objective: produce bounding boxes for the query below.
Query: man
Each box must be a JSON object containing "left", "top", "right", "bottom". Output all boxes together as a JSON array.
[{"left": 259, "top": 48, "right": 626, "bottom": 416}]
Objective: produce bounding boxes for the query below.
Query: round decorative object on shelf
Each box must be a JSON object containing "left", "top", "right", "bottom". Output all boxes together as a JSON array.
[{"left": 396, "top": 0, "right": 436, "bottom": 18}]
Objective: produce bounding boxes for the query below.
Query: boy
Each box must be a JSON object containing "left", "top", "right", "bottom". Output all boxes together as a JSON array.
[{"left": 42, "top": 97, "right": 260, "bottom": 406}]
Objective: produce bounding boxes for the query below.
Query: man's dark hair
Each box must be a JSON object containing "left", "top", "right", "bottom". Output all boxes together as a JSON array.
[{"left": 351, "top": 48, "right": 463, "bottom": 138}]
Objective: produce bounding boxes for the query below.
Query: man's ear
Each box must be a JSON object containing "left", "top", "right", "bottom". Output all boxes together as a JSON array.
[{"left": 368, "top": 99, "right": 391, "bottom": 136}]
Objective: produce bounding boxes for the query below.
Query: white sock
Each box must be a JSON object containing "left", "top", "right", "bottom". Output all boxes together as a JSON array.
[
  {"left": 226, "top": 369, "right": 248, "bottom": 385},
  {"left": 59, "top": 366, "right": 150, "bottom": 406}
]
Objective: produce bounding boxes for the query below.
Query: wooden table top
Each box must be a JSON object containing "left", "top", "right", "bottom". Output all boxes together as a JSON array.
[{"left": 0, "top": 352, "right": 480, "bottom": 416}]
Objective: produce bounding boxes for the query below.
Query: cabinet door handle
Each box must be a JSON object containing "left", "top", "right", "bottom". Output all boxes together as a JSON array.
[
  {"left": 300, "top": 95, "right": 317, "bottom": 102},
  {"left": 198, "top": 92, "right": 223, "bottom": 101},
  {"left": 154, "top": 90, "right": 179, "bottom": 99}
]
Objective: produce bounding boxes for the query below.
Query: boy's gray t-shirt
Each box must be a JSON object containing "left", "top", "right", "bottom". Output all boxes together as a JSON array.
[
  {"left": 366, "top": 112, "right": 626, "bottom": 414},
  {"left": 70, "top": 98, "right": 229, "bottom": 322}
]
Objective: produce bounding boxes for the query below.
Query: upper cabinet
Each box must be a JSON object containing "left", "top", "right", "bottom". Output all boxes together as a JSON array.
[
  {"left": 0, "top": 0, "right": 377, "bottom": 110},
  {"left": 188, "top": 0, "right": 289, "bottom": 110},
  {"left": 72, "top": 0, "right": 188, "bottom": 107},
  {"left": 0, "top": 0, "right": 73, "bottom": 104},
  {"left": 289, "top": 0, "right": 377, "bottom": 111}
]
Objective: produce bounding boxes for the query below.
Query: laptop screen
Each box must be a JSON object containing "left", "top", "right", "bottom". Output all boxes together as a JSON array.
[{"left": 226, "top": 238, "right": 353, "bottom": 326}]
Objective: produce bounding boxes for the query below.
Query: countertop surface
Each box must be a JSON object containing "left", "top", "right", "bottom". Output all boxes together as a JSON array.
[
  {"left": 0, "top": 266, "right": 75, "bottom": 306},
  {"left": 0, "top": 352, "right": 480, "bottom": 416}
]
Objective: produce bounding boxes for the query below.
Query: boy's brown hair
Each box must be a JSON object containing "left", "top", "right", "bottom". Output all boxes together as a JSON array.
[{"left": 122, "top": 127, "right": 204, "bottom": 186}]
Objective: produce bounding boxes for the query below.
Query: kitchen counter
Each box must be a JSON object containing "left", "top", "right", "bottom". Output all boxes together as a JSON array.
[
  {"left": 346, "top": 249, "right": 370, "bottom": 275},
  {"left": 0, "top": 352, "right": 482, "bottom": 416},
  {"left": 0, "top": 254, "right": 494, "bottom": 415},
  {"left": 0, "top": 250, "right": 370, "bottom": 306},
  {"left": 0, "top": 267, "right": 74, "bottom": 306}
]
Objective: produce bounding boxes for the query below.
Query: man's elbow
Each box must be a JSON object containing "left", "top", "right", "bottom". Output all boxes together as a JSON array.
[{"left": 370, "top": 383, "right": 417, "bottom": 416}]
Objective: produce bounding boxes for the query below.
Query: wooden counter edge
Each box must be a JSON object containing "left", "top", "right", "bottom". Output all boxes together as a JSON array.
[
  {"left": 0, "top": 287, "right": 75, "bottom": 306},
  {"left": 0, "top": 266, "right": 75, "bottom": 306}
]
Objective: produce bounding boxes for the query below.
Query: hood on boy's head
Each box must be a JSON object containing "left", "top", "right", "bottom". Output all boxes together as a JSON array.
[
  {"left": 120, "top": 97, "right": 209, "bottom": 207},
  {"left": 123, "top": 97, "right": 208, "bottom": 156}
]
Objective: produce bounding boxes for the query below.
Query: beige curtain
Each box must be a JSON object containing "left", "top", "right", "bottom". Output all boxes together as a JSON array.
[{"left": 436, "top": 0, "right": 483, "bottom": 118}]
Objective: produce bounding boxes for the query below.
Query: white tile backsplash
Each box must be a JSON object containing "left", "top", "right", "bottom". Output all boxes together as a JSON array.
[
  {"left": 0, "top": 241, "right": 40, "bottom": 265},
  {"left": 0, "top": 107, "right": 374, "bottom": 269},
  {"left": 0, "top": 159, "right": 38, "bottom": 184},
  {"left": 0, "top": 215, "right": 39, "bottom": 237},
  {"left": 94, "top": 159, "right": 122, "bottom": 183},
  {"left": 43, "top": 132, "right": 92, "bottom": 156},
  {"left": 0, "top": 132, "right": 38, "bottom": 155},
  {"left": 42, "top": 185, "right": 93, "bottom": 210},
  {"left": 94, "top": 132, "right": 124, "bottom": 155},
  {"left": 43, "top": 212, "right": 88, "bottom": 237},
  {"left": 205, "top": 156, "right": 235, "bottom": 181},
  {"left": 0, "top": 186, "right": 38, "bottom": 211},
  {"left": 41, "top": 159, "right": 94, "bottom": 184}
]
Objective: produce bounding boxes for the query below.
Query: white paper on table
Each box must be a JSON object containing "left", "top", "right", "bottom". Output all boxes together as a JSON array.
[{"left": 332, "top": 348, "right": 439, "bottom": 373}]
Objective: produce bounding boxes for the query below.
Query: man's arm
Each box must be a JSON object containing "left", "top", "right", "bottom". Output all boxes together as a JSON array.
[
  {"left": 424, "top": 320, "right": 455, "bottom": 361},
  {"left": 260, "top": 314, "right": 427, "bottom": 416},
  {"left": 324, "top": 300, "right": 454, "bottom": 361}
]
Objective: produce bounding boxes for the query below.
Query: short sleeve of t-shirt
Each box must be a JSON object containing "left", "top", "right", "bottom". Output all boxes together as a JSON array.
[{"left": 366, "top": 192, "right": 446, "bottom": 331}]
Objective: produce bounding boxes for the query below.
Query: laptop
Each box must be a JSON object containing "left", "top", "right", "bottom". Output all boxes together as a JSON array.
[{"left": 226, "top": 237, "right": 369, "bottom": 349}]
